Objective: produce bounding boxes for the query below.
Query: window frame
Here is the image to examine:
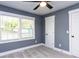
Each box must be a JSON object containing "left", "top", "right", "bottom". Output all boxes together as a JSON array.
[{"left": 0, "top": 11, "right": 35, "bottom": 44}]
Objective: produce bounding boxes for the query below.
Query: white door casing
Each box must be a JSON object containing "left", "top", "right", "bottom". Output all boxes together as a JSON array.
[
  {"left": 45, "top": 16, "right": 55, "bottom": 49},
  {"left": 69, "top": 9, "right": 79, "bottom": 57}
]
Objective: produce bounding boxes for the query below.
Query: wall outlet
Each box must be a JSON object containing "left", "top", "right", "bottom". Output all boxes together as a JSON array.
[
  {"left": 35, "top": 40, "right": 37, "bottom": 43},
  {"left": 59, "top": 44, "right": 61, "bottom": 47}
]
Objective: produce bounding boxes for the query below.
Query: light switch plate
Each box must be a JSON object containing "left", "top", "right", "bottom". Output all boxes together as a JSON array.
[{"left": 66, "top": 30, "right": 69, "bottom": 34}]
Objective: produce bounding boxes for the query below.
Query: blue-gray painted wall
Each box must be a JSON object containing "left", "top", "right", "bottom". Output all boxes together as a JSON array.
[
  {"left": 44, "top": 3, "right": 79, "bottom": 51},
  {"left": 0, "top": 5, "right": 44, "bottom": 53},
  {"left": 0, "top": 3, "right": 79, "bottom": 53}
]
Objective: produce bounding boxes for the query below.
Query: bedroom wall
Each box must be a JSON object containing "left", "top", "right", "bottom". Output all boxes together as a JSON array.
[
  {"left": 0, "top": 5, "right": 44, "bottom": 53},
  {"left": 1, "top": 3, "right": 79, "bottom": 53},
  {"left": 44, "top": 3, "right": 79, "bottom": 51}
]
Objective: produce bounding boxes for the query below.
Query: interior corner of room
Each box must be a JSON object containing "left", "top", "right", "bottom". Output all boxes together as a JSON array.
[{"left": 0, "top": 1, "right": 79, "bottom": 58}]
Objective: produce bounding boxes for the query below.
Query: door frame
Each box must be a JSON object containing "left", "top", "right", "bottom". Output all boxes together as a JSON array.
[
  {"left": 45, "top": 15, "right": 55, "bottom": 49},
  {"left": 69, "top": 8, "right": 79, "bottom": 56}
]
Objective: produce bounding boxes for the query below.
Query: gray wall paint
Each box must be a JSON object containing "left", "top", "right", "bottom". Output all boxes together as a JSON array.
[
  {"left": 44, "top": 3, "right": 79, "bottom": 51},
  {"left": 41, "top": 16, "right": 45, "bottom": 43},
  {"left": 0, "top": 5, "right": 44, "bottom": 53},
  {"left": 0, "top": 3, "right": 79, "bottom": 53}
]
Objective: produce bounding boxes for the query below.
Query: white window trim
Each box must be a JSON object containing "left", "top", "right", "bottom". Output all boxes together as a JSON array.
[{"left": 0, "top": 11, "right": 35, "bottom": 44}]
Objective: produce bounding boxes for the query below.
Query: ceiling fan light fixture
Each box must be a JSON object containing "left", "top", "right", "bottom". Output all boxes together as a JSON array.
[{"left": 40, "top": 2, "right": 46, "bottom": 7}]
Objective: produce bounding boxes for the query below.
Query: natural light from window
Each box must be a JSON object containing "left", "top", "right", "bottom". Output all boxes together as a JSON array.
[{"left": 0, "top": 11, "right": 35, "bottom": 43}]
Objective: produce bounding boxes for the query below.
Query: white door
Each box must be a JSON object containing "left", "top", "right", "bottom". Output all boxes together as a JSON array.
[
  {"left": 69, "top": 9, "right": 79, "bottom": 57},
  {"left": 45, "top": 16, "right": 55, "bottom": 49}
]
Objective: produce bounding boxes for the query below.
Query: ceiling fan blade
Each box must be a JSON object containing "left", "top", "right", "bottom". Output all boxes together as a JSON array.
[
  {"left": 46, "top": 3, "right": 53, "bottom": 9},
  {"left": 33, "top": 4, "right": 40, "bottom": 10}
]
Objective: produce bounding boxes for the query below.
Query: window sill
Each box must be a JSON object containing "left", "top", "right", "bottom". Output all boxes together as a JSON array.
[{"left": 0, "top": 38, "right": 35, "bottom": 44}]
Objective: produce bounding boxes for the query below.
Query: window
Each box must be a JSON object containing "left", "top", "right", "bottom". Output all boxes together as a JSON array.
[
  {"left": 1, "top": 15, "right": 20, "bottom": 40},
  {"left": 0, "top": 11, "right": 35, "bottom": 42},
  {"left": 21, "top": 18, "right": 34, "bottom": 38}
]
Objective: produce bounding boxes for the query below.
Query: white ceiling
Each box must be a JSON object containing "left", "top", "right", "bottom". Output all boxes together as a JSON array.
[{"left": 0, "top": 1, "right": 78, "bottom": 15}]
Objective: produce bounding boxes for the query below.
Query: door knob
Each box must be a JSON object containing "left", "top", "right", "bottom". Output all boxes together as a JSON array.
[{"left": 72, "top": 35, "right": 74, "bottom": 37}]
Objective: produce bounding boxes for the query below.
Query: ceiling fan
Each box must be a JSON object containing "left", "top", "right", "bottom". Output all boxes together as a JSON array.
[{"left": 24, "top": 1, "right": 53, "bottom": 10}]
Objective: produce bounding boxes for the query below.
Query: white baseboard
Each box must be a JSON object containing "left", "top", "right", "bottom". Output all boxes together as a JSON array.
[
  {"left": 41, "top": 44, "right": 79, "bottom": 57},
  {"left": 53, "top": 47, "right": 72, "bottom": 55},
  {"left": 42, "top": 44, "right": 72, "bottom": 55},
  {"left": 0, "top": 43, "right": 44, "bottom": 56},
  {"left": 0, "top": 43, "right": 75, "bottom": 57}
]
